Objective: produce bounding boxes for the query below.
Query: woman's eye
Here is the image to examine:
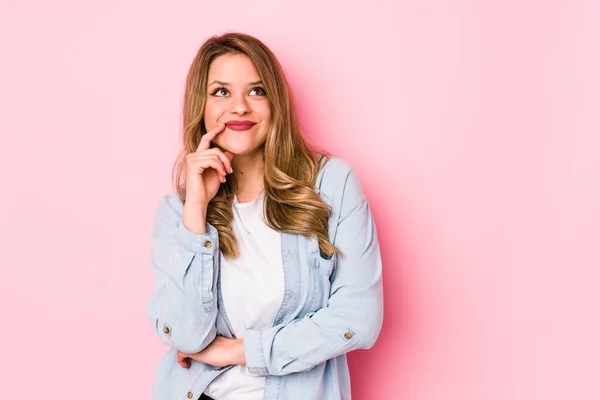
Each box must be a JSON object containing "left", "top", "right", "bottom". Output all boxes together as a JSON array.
[
  {"left": 212, "top": 87, "right": 228, "bottom": 96},
  {"left": 249, "top": 87, "right": 266, "bottom": 96}
]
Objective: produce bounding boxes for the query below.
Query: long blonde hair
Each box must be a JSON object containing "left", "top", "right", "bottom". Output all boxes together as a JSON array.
[{"left": 173, "top": 32, "right": 337, "bottom": 259}]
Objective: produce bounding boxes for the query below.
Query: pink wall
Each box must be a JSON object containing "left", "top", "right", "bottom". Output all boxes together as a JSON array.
[{"left": 1, "top": 0, "right": 599, "bottom": 399}]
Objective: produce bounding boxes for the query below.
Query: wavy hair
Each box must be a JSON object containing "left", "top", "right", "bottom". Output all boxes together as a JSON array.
[{"left": 172, "top": 32, "right": 338, "bottom": 259}]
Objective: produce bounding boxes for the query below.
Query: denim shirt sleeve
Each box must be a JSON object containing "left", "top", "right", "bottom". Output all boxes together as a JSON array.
[
  {"left": 146, "top": 194, "right": 220, "bottom": 354},
  {"left": 243, "top": 167, "right": 384, "bottom": 376}
]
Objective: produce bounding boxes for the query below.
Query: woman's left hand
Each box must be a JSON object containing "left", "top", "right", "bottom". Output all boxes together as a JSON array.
[{"left": 177, "top": 336, "right": 246, "bottom": 369}]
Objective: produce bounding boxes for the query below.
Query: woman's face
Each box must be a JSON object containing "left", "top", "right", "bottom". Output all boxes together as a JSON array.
[{"left": 203, "top": 53, "right": 271, "bottom": 156}]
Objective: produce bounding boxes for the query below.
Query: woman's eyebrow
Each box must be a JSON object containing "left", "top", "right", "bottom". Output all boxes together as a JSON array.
[{"left": 208, "top": 80, "right": 263, "bottom": 86}]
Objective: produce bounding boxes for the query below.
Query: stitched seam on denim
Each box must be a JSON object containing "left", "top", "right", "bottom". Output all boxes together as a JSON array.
[{"left": 337, "top": 199, "right": 367, "bottom": 225}]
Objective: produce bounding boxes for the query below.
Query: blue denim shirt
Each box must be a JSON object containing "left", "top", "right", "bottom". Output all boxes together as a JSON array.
[{"left": 147, "top": 157, "right": 384, "bottom": 400}]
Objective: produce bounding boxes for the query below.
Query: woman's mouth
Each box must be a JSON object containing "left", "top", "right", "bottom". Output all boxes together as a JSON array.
[{"left": 224, "top": 120, "right": 257, "bottom": 131}]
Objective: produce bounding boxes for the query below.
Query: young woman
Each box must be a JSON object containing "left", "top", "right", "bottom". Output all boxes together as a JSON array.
[{"left": 147, "top": 32, "right": 383, "bottom": 400}]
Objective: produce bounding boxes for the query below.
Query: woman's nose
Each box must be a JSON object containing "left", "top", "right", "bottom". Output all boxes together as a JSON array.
[{"left": 229, "top": 94, "right": 250, "bottom": 115}]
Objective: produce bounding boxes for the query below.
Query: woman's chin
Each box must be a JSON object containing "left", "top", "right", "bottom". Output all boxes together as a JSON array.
[{"left": 216, "top": 139, "right": 264, "bottom": 157}]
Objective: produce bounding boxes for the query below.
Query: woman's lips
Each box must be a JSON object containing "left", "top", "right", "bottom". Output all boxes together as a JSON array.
[{"left": 224, "top": 121, "right": 257, "bottom": 131}]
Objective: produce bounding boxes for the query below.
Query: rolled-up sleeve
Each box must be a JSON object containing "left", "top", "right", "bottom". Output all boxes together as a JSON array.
[{"left": 146, "top": 194, "right": 220, "bottom": 354}]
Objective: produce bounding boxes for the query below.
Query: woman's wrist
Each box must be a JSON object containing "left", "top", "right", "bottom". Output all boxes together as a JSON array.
[
  {"left": 182, "top": 203, "right": 208, "bottom": 234},
  {"left": 231, "top": 338, "right": 246, "bottom": 365}
]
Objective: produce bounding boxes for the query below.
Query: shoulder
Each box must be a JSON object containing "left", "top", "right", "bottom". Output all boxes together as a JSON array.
[{"left": 317, "top": 156, "right": 367, "bottom": 217}]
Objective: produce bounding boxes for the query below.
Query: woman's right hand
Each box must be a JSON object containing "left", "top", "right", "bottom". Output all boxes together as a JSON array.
[{"left": 184, "top": 122, "right": 234, "bottom": 209}]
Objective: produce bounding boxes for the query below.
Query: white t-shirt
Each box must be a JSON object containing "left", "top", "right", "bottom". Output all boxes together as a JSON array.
[{"left": 204, "top": 191, "right": 284, "bottom": 400}]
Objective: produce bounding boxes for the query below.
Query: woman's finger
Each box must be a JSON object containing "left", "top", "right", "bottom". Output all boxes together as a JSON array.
[
  {"left": 196, "top": 123, "right": 226, "bottom": 153},
  {"left": 204, "top": 148, "right": 234, "bottom": 174},
  {"left": 177, "top": 351, "right": 191, "bottom": 369},
  {"left": 199, "top": 156, "right": 228, "bottom": 181},
  {"left": 187, "top": 154, "right": 228, "bottom": 181}
]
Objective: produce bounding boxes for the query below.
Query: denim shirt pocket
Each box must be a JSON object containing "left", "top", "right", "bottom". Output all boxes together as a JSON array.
[
  {"left": 308, "top": 246, "right": 338, "bottom": 310},
  {"left": 316, "top": 250, "right": 337, "bottom": 277}
]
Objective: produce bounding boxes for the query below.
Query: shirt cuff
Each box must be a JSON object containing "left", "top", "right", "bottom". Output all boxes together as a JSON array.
[
  {"left": 175, "top": 221, "right": 219, "bottom": 254},
  {"left": 244, "top": 329, "right": 269, "bottom": 375}
]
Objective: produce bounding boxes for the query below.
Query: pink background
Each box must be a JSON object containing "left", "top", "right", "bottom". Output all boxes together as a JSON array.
[{"left": 1, "top": 0, "right": 599, "bottom": 399}]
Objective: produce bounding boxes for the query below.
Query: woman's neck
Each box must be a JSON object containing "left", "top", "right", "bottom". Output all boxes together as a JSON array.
[{"left": 232, "top": 149, "right": 265, "bottom": 203}]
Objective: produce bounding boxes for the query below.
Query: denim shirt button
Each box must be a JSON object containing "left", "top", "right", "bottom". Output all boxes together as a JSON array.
[
  {"left": 344, "top": 331, "right": 353, "bottom": 339},
  {"left": 204, "top": 240, "right": 213, "bottom": 248},
  {"left": 187, "top": 392, "right": 193, "bottom": 398}
]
